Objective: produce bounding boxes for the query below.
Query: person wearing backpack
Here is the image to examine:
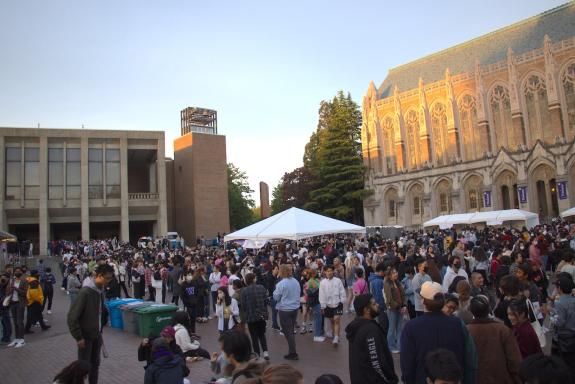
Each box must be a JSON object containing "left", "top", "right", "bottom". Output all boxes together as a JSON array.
[
  {"left": 41, "top": 267, "right": 56, "bottom": 314},
  {"left": 25, "top": 270, "right": 51, "bottom": 334}
]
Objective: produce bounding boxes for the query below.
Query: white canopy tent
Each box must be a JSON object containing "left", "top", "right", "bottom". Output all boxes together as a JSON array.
[
  {"left": 423, "top": 209, "right": 539, "bottom": 229},
  {"left": 560, "top": 207, "right": 575, "bottom": 218},
  {"left": 224, "top": 207, "right": 365, "bottom": 242}
]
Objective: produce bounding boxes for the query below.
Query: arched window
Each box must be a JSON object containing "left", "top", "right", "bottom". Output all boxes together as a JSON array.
[
  {"left": 382, "top": 117, "right": 396, "bottom": 174},
  {"left": 439, "top": 193, "right": 452, "bottom": 213},
  {"left": 405, "top": 110, "right": 420, "bottom": 169},
  {"left": 562, "top": 62, "right": 575, "bottom": 134},
  {"left": 388, "top": 200, "right": 396, "bottom": 218},
  {"left": 458, "top": 94, "right": 479, "bottom": 160},
  {"left": 524, "top": 74, "right": 552, "bottom": 144},
  {"left": 413, "top": 196, "right": 421, "bottom": 215},
  {"left": 489, "top": 85, "right": 513, "bottom": 150},
  {"left": 431, "top": 103, "right": 448, "bottom": 166},
  {"left": 469, "top": 189, "right": 478, "bottom": 210}
]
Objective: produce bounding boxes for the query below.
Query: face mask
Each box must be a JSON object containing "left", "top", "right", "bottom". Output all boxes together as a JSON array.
[
  {"left": 520, "top": 246, "right": 525, "bottom": 250},
  {"left": 453, "top": 262, "right": 461, "bottom": 269},
  {"left": 186, "top": 276, "right": 193, "bottom": 283},
  {"left": 14, "top": 272, "right": 22, "bottom": 278}
]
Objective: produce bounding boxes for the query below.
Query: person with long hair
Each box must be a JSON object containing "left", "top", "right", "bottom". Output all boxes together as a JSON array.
[
  {"left": 383, "top": 266, "right": 407, "bottom": 354},
  {"left": 53, "top": 360, "right": 91, "bottom": 384},
  {"left": 507, "top": 298, "right": 542, "bottom": 358},
  {"left": 243, "top": 364, "right": 303, "bottom": 384},
  {"left": 215, "top": 286, "right": 239, "bottom": 334},
  {"left": 171, "top": 311, "right": 210, "bottom": 360}
]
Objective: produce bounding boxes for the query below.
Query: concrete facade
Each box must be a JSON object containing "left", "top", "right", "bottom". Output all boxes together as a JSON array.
[
  {"left": 259, "top": 182, "right": 270, "bottom": 219},
  {"left": 362, "top": 4, "right": 575, "bottom": 228},
  {"left": 1, "top": 127, "right": 168, "bottom": 253},
  {"left": 171, "top": 132, "right": 230, "bottom": 243}
]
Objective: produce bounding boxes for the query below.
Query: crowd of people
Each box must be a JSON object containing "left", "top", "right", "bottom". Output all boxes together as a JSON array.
[{"left": 1, "top": 218, "right": 575, "bottom": 383}]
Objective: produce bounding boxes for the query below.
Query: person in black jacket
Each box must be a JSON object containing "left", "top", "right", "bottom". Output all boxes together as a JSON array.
[
  {"left": 144, "top": 338, "right": 189, "bottom": 384},
  {"left": 179, "top": 271, "right": 199, "bottom": 333},
  {"left": 345, "top": 293, "right": 398, "bottom": 384}
]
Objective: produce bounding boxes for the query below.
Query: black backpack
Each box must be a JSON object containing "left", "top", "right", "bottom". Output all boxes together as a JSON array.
[{"left": 153, "top": 270, "right": 161, "bottom": 280}]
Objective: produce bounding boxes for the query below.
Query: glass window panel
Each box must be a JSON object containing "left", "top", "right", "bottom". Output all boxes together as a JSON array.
[
  {"left": 49, "top": 162, "right": 63, "bottom": 186},
  {"left": 48, "top": 148, "right": 63, "bottom": 162},
  {"left": 49, "top": 186, "right": 63, "bottom": 200},
  {"left": 89, "top": 162, "right": 102, "bottom": 185},
  {"left": 5, "top": 186, "right": 20, "bottom": 200},
  {"left": 67, "top": 162, "right": 80, "bottom": 185},
  {"left": 89, "top": 186, "right": 103, "bottom": 199},
  {"left": 25, "top": 148, "right": 39, "bottom": 162},
  {"left": 25, "top": 186, "right": 39, "bottom": 200},
  {"left": 25, "top": 162, "right": 39, "bottom": 186},
  {"left": 6, "top": 147, "right": 21, "bottom": 161},
  {"left": 89, "top": 148, "right": 103, "bottom": 162},
  {"left": 67, "top": 148, "right": 81, "bottom": 162},
  {"left": 67, "top": 186, "right": 81, "bottom": 199},
  {"left": 106, "top": 149, "right": 120, "bottom": 162},
  {"left": 389, "top": 200, "right": 395, "bottom": 217},
  {"left": 106, "top": 162, "right": 120, "bottom": 185},
  {"left": 106, "top": 185, "right": 121, "bottom": 199},
  {"left": 6, "top": 162, "right": 21, "bottom": 186}
]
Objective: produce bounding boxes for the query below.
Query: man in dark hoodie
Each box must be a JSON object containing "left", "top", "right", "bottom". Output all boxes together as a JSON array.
[
  {"left": 144, "top": 337, "right": 189, "bottom": 384},
  {"left": 67, "top": 263, "right": 114, "bottom": 384},
  {"left": 345, "top": 293, "right": 398, "bottom": 384},
  {"left": 368, "top": 263, "right": 389, "bottom": 335}
]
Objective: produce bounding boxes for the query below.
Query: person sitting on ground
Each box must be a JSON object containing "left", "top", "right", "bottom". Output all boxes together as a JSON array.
[
  {"left": 171, "top": 311, "right": 210, "bottom": 361},
  {"left": 138, "top": 326, "right": 185, "bottom": 369},
  {"left": 519, "top": 353, "right": 572, "bottom": 384},
  {"left": 222, "top": 330, "right": 268, "bottom": 384},
  {"left": 53, "top": 360, "right": 92, "bottom": 384},
  {"left": 242, "top": 364, "right": 304, "bottom": 384},
  {"left": 424, "top": 349, "right": 462, "bottom": 384},
  {"left": 210, "top": 333, "right": 234, "bottom": 384},
  {"left": 144, "top": 338, "right": 189, "bottom": 384}
]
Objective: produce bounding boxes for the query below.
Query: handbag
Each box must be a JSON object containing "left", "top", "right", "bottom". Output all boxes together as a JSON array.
[{"left": 526, "top": 299, "right": 547, "bottom": 348}]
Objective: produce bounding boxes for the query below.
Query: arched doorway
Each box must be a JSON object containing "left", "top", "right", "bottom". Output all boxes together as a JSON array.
[
  {"left": 463, "top": 174, "right": 484, "bottom": 212},
  {"left": 384, "top": 187, "right": 399, "bottom": 225},
  {"left": 494, "top": 169, "right": 517, "bottom": 211},
  {"left": 408, "top": 183, "right": 424, "bottom": 226},
  {"left": 531, "top": 164, "right": 558, "bottom": 222},
  {"left": 435, "top": 179, "right": 453, "bottom": 215}
]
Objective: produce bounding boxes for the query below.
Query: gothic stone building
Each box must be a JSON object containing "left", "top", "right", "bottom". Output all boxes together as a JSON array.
[{"left": 361, "top": 3, "right": 575, "bottom": 229}]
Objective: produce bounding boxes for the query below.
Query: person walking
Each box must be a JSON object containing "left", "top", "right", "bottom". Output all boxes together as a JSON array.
[
  {"left": 67, "top": 268, "right": 82, "bottom": 305},
  {"left": 412, "top": 258, "right": 432, "bottom": 317},
  {"left": 319, "top": 265, "right": 347, "bottom": 347},
  {"left": 383, "top": 266, "right": 407, "bottom": 353},
  {"left": 345, "top": 294, "right": 398, "bottom": 384},
  {"left": 273, "top": 264, "right": 301, "bottom": 360},
  {"left": 24, "top": 270, "right": 51, "bottom": 333},
  {"left": 67, "top": 264, "right": 114, "bottom": 384},
  {"left": 507, "top": 298, "right": 542, "bottom": 359},
  {"left": 467, "top": 295, "right": 522, "bottom": 384},
  {"left": 240, "top": 272, "right": 270, "bottom": 360},
  {"left": 304, "top": 268, "right": 323, "bottom": 342},
  {"left": 41, "top": 267, "right": 56, "bottom": 314},
  {"left": 369, "top": 263, "right": 390, "bottom": 334},
  {"left": 180, "top": 270, "right": 199, "bottom": 334},
  {"left": 6, "top": 266, "right": 28, "bottom": 348}
]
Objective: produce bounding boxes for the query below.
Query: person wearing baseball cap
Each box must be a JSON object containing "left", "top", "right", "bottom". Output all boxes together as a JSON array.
[{"left": 400, "top": 281, "right": 476, "bottom": 384}]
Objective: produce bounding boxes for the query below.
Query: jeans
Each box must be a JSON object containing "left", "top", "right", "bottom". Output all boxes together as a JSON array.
[
  {"left": 70, "top": 292, "right": 78, "bottom": 305},
  {"left": 10, "top": 303, "right": 25, "bottom": 339},
  {"left": 186, "top": 306, "right": 197, "bottom": 334},
  {"left": 278, "top": 309, "right": 298, "bottom": 355},
  {"left": 42, "top": 289, "right": 54, "bottom": 311},
  {"left": 311, "top": 304, "right": 322, "bottom": 337},
  {"left": 269, "top": 298, "right": 279, "bottom": 329},
  {"left": 78, "top": 336, "right": 102, "bottom": 384},
  {"left": 211, "top": 291, "right": 218, "bottom": 313},
  {"left": 387, "top": 309, "right": 403, "bottom": 351},
  {"left": 247, "top": 320, "right": 268, "bottom": 355},
  {"left": 0, "top": 309, "right": 11, "bottom": 342}
]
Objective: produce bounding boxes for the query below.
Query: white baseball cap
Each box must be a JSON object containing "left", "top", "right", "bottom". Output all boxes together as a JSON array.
[{"left": 420, "top": 281, "right": 443, "bottom": 300}]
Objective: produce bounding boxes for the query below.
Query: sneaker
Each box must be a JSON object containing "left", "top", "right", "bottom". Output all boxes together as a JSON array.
[
  {"left": 325, "top": 331, "right": 334, "bottom": 338},
  {"left": 7, "top": 340, "right": 18, "bottom": 347},
  {"left": 300, "top": 326, "right": 307, "bottom": 334},
  {"left": 294, "top": 329, "right": 297, "bottom": 334},
  {"left": 283, "top": 353, "right": 299, "bottom": 361},
  {"left": 391, "top": 349, "right": 400, "bottom": 354},
  {"left": 313, "top": 336, "right": 326, "bottom": 342},
  {"left": 14, "top": 340, "right": 25, "bottom": 348},
  {"left": 60, "top": 287, "right": 65, "bottom": 291},
  {"left": 279, "top": 331, "right": 285, "bottom": 336},
  {"left": 333, "top": 336, "right": 339, "bottom": 346},
  {"left": 47, "top": 310, "right": 52, "bottom": 314},
  {"left": 263, "top": 351, "right": 270, "bottom": 361},
  {"left": 208, "top": 316, "right": 213, "bottom": 320}
]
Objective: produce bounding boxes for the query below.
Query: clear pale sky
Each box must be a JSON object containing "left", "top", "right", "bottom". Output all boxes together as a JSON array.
[{"left": 0, "top": 0, "right": 566, "bottom": 203}]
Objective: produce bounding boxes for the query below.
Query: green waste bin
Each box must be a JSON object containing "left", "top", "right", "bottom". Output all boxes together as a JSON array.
[
  {"left": 133, "top": 304, "right": 179, "bottom": 338},
  {"left": 120, "top": 302, "right": 153, "bottom": 335}
]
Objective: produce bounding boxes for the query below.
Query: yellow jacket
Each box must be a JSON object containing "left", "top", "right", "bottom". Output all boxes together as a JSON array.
[{"left": 27, "top": 277, "right": 44, "bottom": 306}]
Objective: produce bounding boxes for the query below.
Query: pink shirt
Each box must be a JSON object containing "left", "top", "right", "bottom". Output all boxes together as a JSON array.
[{"left": 352, "top": 278, "right": 368, "bottom": 295}]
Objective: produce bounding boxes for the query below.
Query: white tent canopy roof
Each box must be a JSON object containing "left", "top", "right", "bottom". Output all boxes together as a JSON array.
[
  {"left": 224, "top": 207, "right": 365, "bottom": 242},
  {"left": 423, "top": 209, "right": 539, "bottom": 229},
  {"left": 561, "top": 207, "right": 575, "bottom": 218}
]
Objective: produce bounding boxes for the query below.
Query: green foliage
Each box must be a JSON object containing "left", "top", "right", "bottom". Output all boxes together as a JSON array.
[
  {"left": 227, "top": 163, "right": 256, "bottom": 230},
  {"left": 270, "top": 181, "right": 285, "bottom": 215},
  {"left": 304, "top": 91, "right": 372, "bottom": 224}
]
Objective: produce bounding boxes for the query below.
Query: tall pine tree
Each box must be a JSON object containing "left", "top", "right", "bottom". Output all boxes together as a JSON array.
[{"left": 305, "top": 91, "right": 371, "bottom": 224}]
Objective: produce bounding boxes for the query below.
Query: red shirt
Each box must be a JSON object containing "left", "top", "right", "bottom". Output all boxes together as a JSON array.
[{"left": 513, "top": 321, "right": 542, "bottom": 358}]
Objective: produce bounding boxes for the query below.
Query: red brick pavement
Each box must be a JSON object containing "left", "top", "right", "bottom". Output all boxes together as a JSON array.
[{"left": 0, "top": 264, "right": 401, "bottom": 383}]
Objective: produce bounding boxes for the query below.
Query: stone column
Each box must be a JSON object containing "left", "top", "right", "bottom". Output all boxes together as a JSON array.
[
  {"left": 422, "top": 193, "right": 432, "bottom": 222},
  {"left": 450, "top": 191, "right": 461, "bottom": 214},
  {"left": 81, "top": 136, "right": 89, "bottom": 240},
  {"left": 120, "top": 138, "right": 129, "bottom": 242},
  {"left": 0, "top": 136, "right": 5, "bottom": 231},
  {"left": 157, "top": 136, "right": 168, "bottom": 236},
  {"left": 39, "top": 137, "right": 49, "bottom": 256},
  {"left": 149, "top": 162, "right": 157, "bottom": 193}
]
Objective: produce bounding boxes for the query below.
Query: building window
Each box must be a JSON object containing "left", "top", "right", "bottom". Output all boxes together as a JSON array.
[
  {"left": 524, "top": 74, "right": 552, "bottom": 144},
  {"left": 48, "top": 148, "right": 63, "bottom": 200},
  {"left": 383, "top": 117, "right": 395, "bottom": 174},
  {"left": 469, "top": 189, "right": 478, "bottom": 210},
  {"left": 489, "top": 85, "right": 513, "bottom": 150},
  {"left": 66, "top": 148, "right": 81, "bottom": 199},
  {"left": 389, "top": 200, "right": 396, "bottom": 218},
  {"left": 105, "top": 149, "right": 120, "bottom": 198},
  {"left": 405, "top": 110, "right": 420, "bottom": 168},
  {"left": 413, "top": 196, "right": 421, "bottom": 215},
  {"left": 24, "top": 148, "right": 39, "bottom": 200},
  {"left": 89, "top": 148, "right": 103, "bottom": 199},
  {"left": 431, "top": 103, "right": 448, "bottom": 166},
  {"left": 562, "top": 62, "right": 575, "bottom": 133},
  {"left": 440, "top": 193, "right": 448, "bottom": 213},
  {"left": 5, "top": 147, "right": 21, "bottom": 200},
  {"left": 458, "top": 94, "right": 479, "bottom": 160}
]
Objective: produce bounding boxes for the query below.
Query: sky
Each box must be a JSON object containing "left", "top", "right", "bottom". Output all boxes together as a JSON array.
[{"left": 0, "top": 0, "right": 567, "bottom": 203}]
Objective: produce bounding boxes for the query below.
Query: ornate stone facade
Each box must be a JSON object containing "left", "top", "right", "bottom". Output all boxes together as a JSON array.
[{"left": 362, "top": 3, "right": 575, "bottom": 228}]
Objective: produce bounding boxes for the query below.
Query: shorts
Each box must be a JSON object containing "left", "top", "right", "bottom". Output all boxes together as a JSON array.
[{"left": 324, "top": 303, "right": 343, "bottom": 318}]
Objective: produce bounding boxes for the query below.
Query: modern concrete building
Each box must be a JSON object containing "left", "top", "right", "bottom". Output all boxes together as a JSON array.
[
  {"left": 0, "top": 127, "right": 168, "bottom": 252},
  {"left": 361, "top": 3, "right": 575, "bottom": 228}
]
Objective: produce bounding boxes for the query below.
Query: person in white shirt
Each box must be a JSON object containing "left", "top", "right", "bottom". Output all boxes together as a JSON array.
[
  {"left": 319, "top": 265, "right": 347, "bottom": 346},
  {"left": 442, "top": 256, "right": 469, "bottom": 293},
  {"left": 209, "top": 265, "right": 222, "bottom": 315}
]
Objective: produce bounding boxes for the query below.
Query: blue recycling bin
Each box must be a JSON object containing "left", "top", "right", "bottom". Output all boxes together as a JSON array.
[{"left": 106, "top": 298, "right": 142, "bottom": 329}]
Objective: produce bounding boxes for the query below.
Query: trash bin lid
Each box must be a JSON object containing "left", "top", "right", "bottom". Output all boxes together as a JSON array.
[{"left": 133, "top": 304, "right": 178, "bottom": 314}]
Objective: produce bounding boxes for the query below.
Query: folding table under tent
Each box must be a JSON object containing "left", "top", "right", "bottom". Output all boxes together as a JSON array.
[{"left": 224, "top": 207, "right": 365, "bottom": 243}]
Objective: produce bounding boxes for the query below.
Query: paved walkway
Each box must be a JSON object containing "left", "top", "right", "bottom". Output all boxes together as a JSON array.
[{"left": 0, "top": 267, "right": 401, "bottom": 383}]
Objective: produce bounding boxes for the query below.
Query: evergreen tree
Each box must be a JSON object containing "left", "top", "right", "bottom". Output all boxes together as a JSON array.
[
  {"left": 270, "top": 181, "right": 285, "bottom": 215},
  {"left": 304, "top": 91, "right": 371, "bottom": 223},
  {"left": 227, "top": 163, "right": 256, "bottom": 230}
]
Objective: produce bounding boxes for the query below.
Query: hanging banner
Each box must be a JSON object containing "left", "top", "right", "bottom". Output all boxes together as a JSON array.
[
  {"left": 557, "top": 181, "right": 568, "bottom": 200},
  {"left": 517, "top": 186, "right": 527, "bottom": 204},
  {"left": 482, "top": 191, "right": 492, "bottom": 208}
]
